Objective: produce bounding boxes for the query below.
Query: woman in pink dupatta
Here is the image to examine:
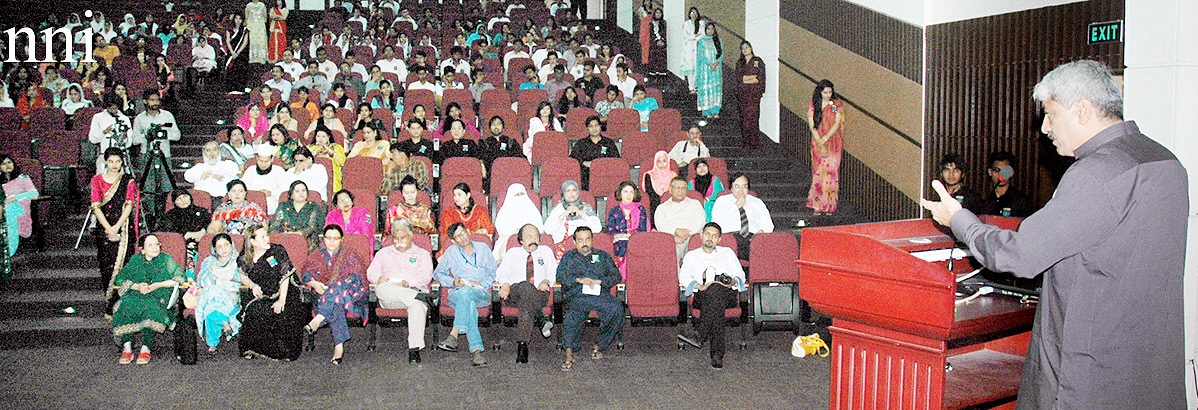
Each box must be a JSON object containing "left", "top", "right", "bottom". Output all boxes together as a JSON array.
[{"left": 604, "top": 181, "right": 649, "bottom": 279}]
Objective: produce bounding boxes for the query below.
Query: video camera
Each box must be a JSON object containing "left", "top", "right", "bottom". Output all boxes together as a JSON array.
[{"left": 145, "top": 123, "right": 174, "bottom": 143}]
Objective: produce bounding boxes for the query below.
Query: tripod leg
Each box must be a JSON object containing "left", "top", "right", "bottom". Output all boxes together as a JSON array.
[{"left": 75, "top": 211, "right": 95, "bottom": 250}]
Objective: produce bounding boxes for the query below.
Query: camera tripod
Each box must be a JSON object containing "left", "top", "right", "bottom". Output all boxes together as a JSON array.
[{"left": 137, "top": 139, "right": 177, "bottom": 231}]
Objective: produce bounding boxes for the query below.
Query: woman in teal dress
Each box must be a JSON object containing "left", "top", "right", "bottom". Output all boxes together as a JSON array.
[
  {"left": 629, "top": 85, "right": 659, "bottom": 132},
  {"left": 695, "top": 21, "right": 723, "bottom": 118},
  {"left": 196, "top": 233, "right": 263, "bottom": 353},
  {"left": 689, "top": 159, "right": 724, "bottom": 221},
  {"left": 111, "top": 233, "right": 185, "bottom": 365}
]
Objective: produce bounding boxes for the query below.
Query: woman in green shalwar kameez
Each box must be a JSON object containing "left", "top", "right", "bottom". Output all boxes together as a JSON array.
[{"left": 111, "top": 234, "right": 185, "bottom": 365}]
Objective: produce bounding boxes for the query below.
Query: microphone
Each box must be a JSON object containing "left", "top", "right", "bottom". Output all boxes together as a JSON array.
[{"left": 997, "top": 165, "right": 1014, "bottom": 185}]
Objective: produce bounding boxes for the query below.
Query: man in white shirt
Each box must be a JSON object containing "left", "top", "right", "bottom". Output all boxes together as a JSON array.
[
  {"left": 287, "top": 147, "right": 329, "bottom": 201},
  {"left": 654, "top": 177, "right": 707, "bottom": 261},
  {"left": 609, "top": 63, "right": 638, "bottom": 104},
  {"left": 438, "top": 46, "right": 471, "bottom": 77},
  {"left": 496, "top": 224, "right": 559, "bottom": 363},
  {"left": 407, "top": 66, "right": 443, "bottom": 104},
  {"left": 668, "top": 125, "right": 711, "bottom": 172},
  {"left": 87, "top": 95, "right": 133, "bottom": 174},
  {"left": 292, "top": 60, "right": 331, "bottom": 100},
  {"left": 375, "top": 45, "right": 409, "bottom": 80},
  {"left": 130, "top": 90, "right": 181, "bottom": 158},
  {"left": 395, "top": 8, "right": 418, "bottom": 30},
  {"left": 537, "top": 51, "right": 561, "bottom": 83},
  {"left": 264, "top": 65, "right": 293, "bottom": 102},
  {"left": 275, "top": 49, "right": 305, "bottom": 82},
  {"left": 503, "top": 39, "right": 531, "bottom": 78},
  {"left": 710, "top": 173, "right": 774, "bottom": 259},
  {"left": 437, "top": 68, "right": 465, "bottom": 92},
  {"left": 343, "top": 50, "right": 369, "bottom": 82},
  {"left": 240, "top": 145, "right": 290, "bottom": 214},
  {"left": 184, "top": 141, "right": 239, "bottom": 199},
  {"left": 315, "top": 47, "right": 339, "bottom": 81},
  {"left": 530, "top": 36, "right": 558, "bottom": 68},
  {"left": 676, "top": 222, "right": 746, "bottom": 370}
]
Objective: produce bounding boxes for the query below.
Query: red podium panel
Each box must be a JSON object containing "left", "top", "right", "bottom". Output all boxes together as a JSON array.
[{"left": 799, "top": 218, "right": 1033, "bottom": 410}]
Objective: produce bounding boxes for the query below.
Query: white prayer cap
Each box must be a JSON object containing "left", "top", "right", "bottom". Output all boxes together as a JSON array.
[{"left": 254, "top": 144, "right": 278, "bottom": 157}]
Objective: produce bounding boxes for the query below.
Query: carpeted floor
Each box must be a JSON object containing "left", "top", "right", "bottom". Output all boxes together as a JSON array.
[{"left": 0, "top": 324, "right": 829, "bottom": 409}]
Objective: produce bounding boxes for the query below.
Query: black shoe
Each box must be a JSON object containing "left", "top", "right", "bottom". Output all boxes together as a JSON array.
[
  {"left": 330, "top": 357, "right": 342, "bottom": 365},
  {"left": 678, "top": 332, "right": 702, "bottom": 349},
  {"left": 711, "top": 357, "right": 723, "bottom": 369},
  {"left": 408, "top": 348, "right": 421, "bottom": 364},
  {"left": 516, "top": 342, "right": 529, "bottom": 363}
]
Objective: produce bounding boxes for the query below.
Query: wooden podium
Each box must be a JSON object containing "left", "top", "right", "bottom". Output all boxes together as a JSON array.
[{"left": 798, "top": 218, "right": 1034, "bottom": 410}]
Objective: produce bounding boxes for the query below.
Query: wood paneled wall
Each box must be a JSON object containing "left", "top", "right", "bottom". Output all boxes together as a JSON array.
[{"left": 925, "top": 0, "right": 1125, "bottom": 205}]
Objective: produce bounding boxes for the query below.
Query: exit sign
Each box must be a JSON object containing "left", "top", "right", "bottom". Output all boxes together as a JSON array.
[{"left": 1088, "top": 20, "right": 1123, "bottom": 45}]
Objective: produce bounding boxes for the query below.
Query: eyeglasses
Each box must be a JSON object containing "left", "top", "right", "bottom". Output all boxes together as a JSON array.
[
  {"left": 322, "top": 235, "right": 343, "bottom": 240},
  {"left": 732, "top": 184, "right": 748, "bottom": 189}
]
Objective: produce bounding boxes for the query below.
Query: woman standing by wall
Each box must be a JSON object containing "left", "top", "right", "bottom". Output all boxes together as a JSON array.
[
  {"left": 680, "top": 7, "right": 704, "bottom": 93},
  {"left": 735, "top": 41, "right": 765, "bottom": 150},
  {"left": 267, "top": 0, "right": 288, "bottom": 62},
  {"left": 647, "top": 8, "right": 668, "bottom": 76},
  {"left": 245, "top": 0, "right": 269, "bottom": 64},
  {"left": 806, "top": 80, "right": 843, "bottom": 215},
  {"left": 637, "top": 0, "right": 652, "bottom": 66}
]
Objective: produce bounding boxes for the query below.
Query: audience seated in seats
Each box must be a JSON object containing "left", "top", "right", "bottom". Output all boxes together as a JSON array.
[
  {"left": 556, "top": 86, "right": 586, "bottom": 120},
  {"left": 156, "top": 190, "right": 210, "bottom": 273},
  {"left": 557, "top": 226, "right": 623, "bottom": 371},
  {"left": 492, "top": 184, "right": 543, "bottom": 261},
  {"left": 192, "top": 36, "right": 217, "bottom": 74},
  {"left": 568, "top": 115, "right": 620, "bottom": 190},
  {"left": 186, "top": 141, "right": 240, "bottom": 200},
  {"left": 676, "top": 222, "right": 746, "bottom": 370},
  {"left": 111, "top": 233, "right": 185, "bottom": 365},
  {"left": 433, "top": 222, "right": 498, "bottom": 367},
  {"left": 327, "top": 83, "right": 355, "bottom": 110},
  {"left": 690, "top": 159, "right": 724, "bottom": 220},
  {"left": 375, "top": 45, "right": 409, "bottom": 80},
  {"left": 642, "top": 151, "right": 677, "bottom": 215},
  {"left": 266, "top": 124, "right": 302, "bottom": 169},
  {"left": 347, "top": 120, "right": 391, "bottom": 166},
  {"left": 275, "top": 49, "right": 305, "bottom": 85},
  {"left": 437, "top": 68, "right": 466, "bottom": 94},
  {"left": 518, "top": 65, "right": 544, "bottom": 90},
  {"left": 393, "top": 118, "right": 436, "bottom": 161},
  {"left": 629, "top": 85, "right": 658, "bottom": 131},
  {"left": 593, "top": 86, "right": 625, "bottom": 123},
  {"left": 369, "top": 80, "right": 401, "bottom": 112},
  {"left": 604, "top": 181, "right": 649, "bottom": 279},
  {"left": 270, "top": 180, "right": 326, "bottom": 250},
  {"left": 367, "top": 220, "right": 434, "bottom": 364},
  {"left": 468, "top": 70, "right": 496, "bottom": 107},
  {"left": 439, "top": 182, "right": 494, "bottom": 243},
  {"left": 380, "top": 143, "right": 432, "bottom": 197},
  {"left": 287, "top": 146, "right": 329, "bottom": 201},
  {"left": 334, "top": 62, "right": 365, "bottom": 98},
  {"left": 254, "top": 85, "right": 283, "bottom": 116},
  {"left": 208, "top": 179, "right": 268, "bottom": 236},
  {"left": 271, "top": 105, "right": 299, "bottom": 132},
  {"left": 240, "top": 145, "right": 290, "bottom": 214},
  {"left": 478, "top": 115, "right": 525, "bottom": 175},
  {"left": 545, "top": 65, "right": 572, "bottom": 104},
  {"left": 385, "top": 176, "right": 436, "bottom": 235},
  {"left": 710, "top": 173, "right": 773, "bottom": 260},
  {"left": 293, "top": 61, "right": 331, "bottom": 101},
  {"left": 289, "top": 87, "right": 320, "bottom": 123},
  {"left": 655, "top": 177, "right": 707, "bottom": 262},
  {"left": 437, "top": 119, "right": 480, "bottom": 164},
  {"left": 238, "top": 224, "right": 306, "bottom": 361},
  {"left": 524, "top": 101, "right": 563, "bottom": 159},
  {"left": 307, "top": 126, "right": 347, "bottom": 192},
  {"left": 406, "top": 66, "right": 442, "bottom": 106},
  {"left": 196, "top": 233, "right": 254, "bottom": 354},
  {"left": 608, "top": 63, "right": 637, "bottom": 104},
  {"left": 496, "top": 223, "right": 558, "bottom": 363},
  {"left": 325, "top": 189, "right": 374, "bottom": 249},
  {"left": 434, "top": 102, "right": 481, "bottom": 142},
  {"left": 265, "top": 66, "right": 293, "bottom": 103},
  {"left": 669, "top": 125, "right": 710, "bottom": 172},
  {"left": 304, "top": 103, "right": 349, "bottom": 143},
  {"left": 503, "top": 39, "right": 531, "bottom": 77},
  {"left": 61, "top": 84, "right": 93, "bottom": 116},
  {"left": 301, "top": 224, "right": 368, "bottom": 365}
]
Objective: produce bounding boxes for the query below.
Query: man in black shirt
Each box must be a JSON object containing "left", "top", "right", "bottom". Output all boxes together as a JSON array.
[
  {"left": 983, "top": 150, "right": 1035, "bottom": 217},
  {"left": 395, "top": 118, "right": 435, "bottom": 159},
  {"left": 479, "top": 115, "right": 524, "bottom": 191},
  {"left": 569, "top": 115, "right": 620, "bottom": 190},
  {"left": 937, "top": 153, "right": 986, "bottom": 215},
  {"left": 573, "top": 61, "right": 604, "bottom": 105}
]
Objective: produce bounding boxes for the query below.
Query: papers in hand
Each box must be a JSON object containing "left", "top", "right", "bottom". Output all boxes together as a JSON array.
[
  {"left": 582, "top": 283, "right": 601, "bottom": 296},
  {"left": 910, "top": 247, "right": 972, "bottom": 263}
]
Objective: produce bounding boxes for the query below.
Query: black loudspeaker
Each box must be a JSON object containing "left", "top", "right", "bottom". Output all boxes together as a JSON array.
[{"left": 751, "top": 282, "right": 810, "bottom": 335}]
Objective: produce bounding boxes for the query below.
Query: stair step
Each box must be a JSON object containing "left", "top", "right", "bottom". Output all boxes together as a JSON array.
[
  {"left": 0, "top": 317, "right": 113, "bottom": 349},
  {"left": 0, "top": 290, "right": 107, "bottom": 320},
  {"left": 7, "top": 268, "right": 102, "bottom": 292}
]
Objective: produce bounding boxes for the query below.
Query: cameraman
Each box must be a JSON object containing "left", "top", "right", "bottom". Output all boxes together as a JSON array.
[
  {"left": 677, "top": 222, "right": 746, "bottom": 370},
  {"left": 87, "top": 94, "right": 132, "bottom": 174},
  {"left": 131, "top": 89, "right": 180, "bottom": 159}
]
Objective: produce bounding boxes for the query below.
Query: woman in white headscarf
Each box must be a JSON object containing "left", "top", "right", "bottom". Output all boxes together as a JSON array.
[
  {"left": 492, "top": 183, "right": 543, "bottom": 261},
  {"left": 119, "top": 14, "right": 138, "bottom": 37},
  {"left": 543, "top": 180, "right": 602, "bottom": 257},
  {"left": 605, "top": 54, "right": 627, "bottom": 79}
]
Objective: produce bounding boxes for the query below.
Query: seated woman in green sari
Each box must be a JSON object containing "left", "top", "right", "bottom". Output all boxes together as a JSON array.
[
  {"left": 112, "top": 233, "right": 185, "bottom": 365},
  {"left": 269, "top": 180, "right": 326, "bottom": 250}
]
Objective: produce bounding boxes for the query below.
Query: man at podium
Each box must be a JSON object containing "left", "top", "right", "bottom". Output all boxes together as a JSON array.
[{"left": 922, "top": 60, "right": 1187, "bottom": 410}]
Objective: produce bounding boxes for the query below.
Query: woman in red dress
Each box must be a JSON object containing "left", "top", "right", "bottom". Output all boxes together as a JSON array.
[{"left": 267, "top": 0, "right": 289, "bottom": 62}]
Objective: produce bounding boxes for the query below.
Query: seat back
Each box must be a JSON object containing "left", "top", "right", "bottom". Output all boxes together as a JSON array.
[
  {"left": 490, "top": 157, "right": 532, "bottom": 194},
  {"left": 29, "top": 107, "right": 66, "bottom": 132},
  {"left": 440, "top": 157, "right": 485, "bottom": 197},
  {"left": 347, "top": 188, "right": 381, "bottom": 234},
  {"left": 588, "top": 157, "right": 631, "bottom": 200},
  {"left": 564, "top": 107, "right": 598, "bottom": 140},
  {"left": 537, "top": 157, "right": 580, "bottom": 195},
  {"left": 153, "top": 232, "right": 188, "bottom": 267},
  {"left": 647, "top": 108, "right": 681, "bottom": 136},
  {"left": 442, "top": 88, "right": 474, "bottom": 113},
  {"left": 620, "top": 132, "right": 660, "bottom": 169},
  {"left": 246, "top": 190, "right": 270, "bottom": 212},
  {"left": 528, "top": 130, "right": 568, "bottom": 166},
  {"left": 749, "top": 232, "right": 799, "bottom": 283},
  {"left": 342, "top": 156, "right": 385, "bottom": 192},
  {"left": 189, "top": 189, "right": 213, "bottom": 210},
  {"left": 606, "top": 108, "right": 640, "bottom": 137},
  {"left": 624, "top": 232, "right": 681, "bottom": 318},
  {"left": 342, "top": 233, "right": 375, "bottom": 266},
  {"left": 270, "top": 232, "right": 312, "bottom": 269}
]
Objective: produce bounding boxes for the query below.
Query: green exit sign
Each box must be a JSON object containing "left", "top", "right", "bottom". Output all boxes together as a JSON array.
[{"left": 1088, "top": 20, "right": 1123, "bottom": 45}]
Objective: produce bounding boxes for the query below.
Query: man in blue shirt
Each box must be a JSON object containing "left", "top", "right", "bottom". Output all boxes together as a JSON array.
[
  {"left": 556, "top": 226, "right": 623, "bottom": 371},
  {"left": 433, "top": 222, "right": 497, "bottom": 367}
]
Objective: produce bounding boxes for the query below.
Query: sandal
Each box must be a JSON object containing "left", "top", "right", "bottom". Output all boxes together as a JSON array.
[
  {"left": 118, "top": 351, "right": 134, "bottom": 365},
  {"left": 591, "top": 346, "right": 603, "bottom": 360},
  {"left": 560, "top": 358, "right": 573, "bottom": 371},
  {"left": 135, "top": 351, "right": 151, "bottom": 365}
]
